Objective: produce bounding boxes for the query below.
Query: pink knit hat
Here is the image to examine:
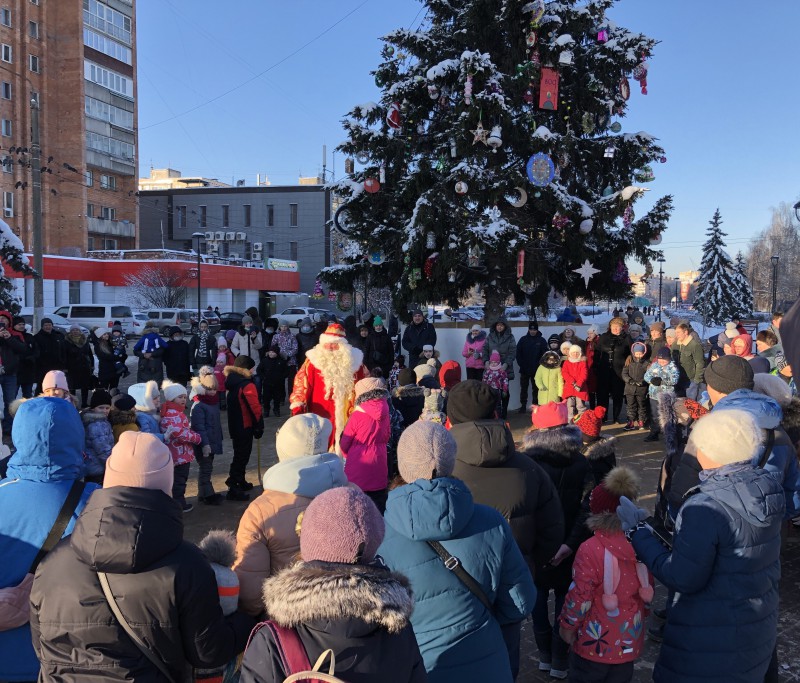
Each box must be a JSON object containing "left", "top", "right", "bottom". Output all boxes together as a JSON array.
[
  {"left": 300, "top": 487, "right": 384, "bottom": 564},
  {"left": 41, "top": 370, "right": 68, "bottom": 392},
  {"left": 104, "top": 432, "right": 174, "bottom": 497},
  {"left": 354, "top": 377, "right": 385, "bottom": 398},
  {"left": 531, "top": 401, "right": 568, "bottom": 429}
]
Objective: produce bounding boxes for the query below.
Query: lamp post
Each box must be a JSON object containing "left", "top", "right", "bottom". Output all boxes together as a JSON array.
[
  {"left": 674, "top": 277, "right": 680, "bottom": 309},
  {"left": 192, "top": 232, "right": 204, "bottom": 333},
  {"left": 770, "top": 255, "right": 779, "bottom": 314},
  {"left": 657, "top": 257, "right": 665, "bottom": 321}
]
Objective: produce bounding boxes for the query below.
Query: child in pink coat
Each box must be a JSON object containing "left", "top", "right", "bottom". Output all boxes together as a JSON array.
[
  {"left": 561, "top": 344, "right": 589, "bottom": 421},
  {"left": 160, "top": 380, "right": 202, "bottom": 511},
  {"left": 482, "top": 350, "right": 509, "bottom": 418},
  {"left": 340, "top": 377, "right": 391, "bottom": 513},
  {"left": 559, "top": 466, "right": 653, "bottom": 682}
]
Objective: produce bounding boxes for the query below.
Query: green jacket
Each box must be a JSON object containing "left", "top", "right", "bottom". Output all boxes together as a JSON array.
[
  {"left": 677, "top": 337, "right": 705, "bottom": 385},
  {"left": 534, "top": 365, "right": 564, "bottom": 404}
]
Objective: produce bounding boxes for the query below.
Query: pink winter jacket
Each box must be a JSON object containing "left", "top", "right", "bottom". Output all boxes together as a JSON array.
[
  {"left": 160, "top": 402, "right": 201, "bottom": 465},
  {"left": 561, "top": 358, "right": 589, "bottom": 401},
  {"left": 341, "top": 396, "right": 391, "bottom": 492},
  {"left": 462, "top": 331, "right": 487, "bottom": 370}
]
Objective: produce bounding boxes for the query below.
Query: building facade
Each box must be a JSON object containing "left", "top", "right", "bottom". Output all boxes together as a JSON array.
[
  {"left": 138, "top": 167, "right": 231, "bottom": 191},
  {"left": 138, "top": 183, "right": 332, "bottom": 296},
  {"left": 0, "top": 0, "right": 138, "bottom": 256}
]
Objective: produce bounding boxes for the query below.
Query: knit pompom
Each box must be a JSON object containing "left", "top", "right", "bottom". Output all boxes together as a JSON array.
[
  {"left": 198, "top": 529, "right": 236, "bottom": 567},
  {"left": 603, "top": 466, "right": 639, "bottom": 500},
  {"left": 639, "top": 585, "right": 654, "bottom": 606},
  {"left": 601, "top": 593, "right": 619, "bottom": 615}
]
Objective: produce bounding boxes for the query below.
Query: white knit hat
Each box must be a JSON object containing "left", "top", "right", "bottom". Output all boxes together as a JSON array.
[
  {"left": 161, "top": 379, "right": 187, "bottom": 402},
  {"left": 568, "top": 345, "right": 583, "bottom": 360},
  {"left": 217, "top": 336, "right": 228, "bottom": 348},
  {"left": 414, "top": 363, "right": 436, "bottom": 382},
  {"left": 684, "top": 408, "right": 763, "bottom": 466},
  {"left": 560, "top": 341, "right": 572, "bottom": 355},
  {"left": 275, "top": 414, "right": 333, "bottom": 461},
  {"left": 127, "top": 381, "right": 160, "bottom": 412}
]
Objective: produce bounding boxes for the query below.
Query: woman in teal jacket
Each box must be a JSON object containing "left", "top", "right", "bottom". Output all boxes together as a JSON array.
[{"left": 378, "top": 421, "right": 536, "bottom": 683}]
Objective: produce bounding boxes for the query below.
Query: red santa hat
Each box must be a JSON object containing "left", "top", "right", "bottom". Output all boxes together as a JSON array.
[{"left": 319, "top": 323, "right": 349, "bottom": 346}]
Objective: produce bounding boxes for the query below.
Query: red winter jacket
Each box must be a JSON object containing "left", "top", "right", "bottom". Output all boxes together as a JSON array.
[{"left": 561, "top": 359, "right": 589, "bottom": 401}]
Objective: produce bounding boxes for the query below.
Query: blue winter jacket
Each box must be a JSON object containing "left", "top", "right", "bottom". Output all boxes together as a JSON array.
[
  {"left": 379, "top": 477, "right": 536, "bottom": 683},
  {"left": 714, "top": 388, "right": 800, "bottom": 518},
  {"left": 135, "top": 410, "right": 164, "bottom": 442},
  {"left": 81, "top": 410, "right": 114, "bottom": 478},
  {"left": 0, "top": 398, "right": 99, "bottom": 681},
  {"left": 643, "top": 360, "right": 680, "bottom": 399},
  {"left": 633, "top": 463, "right": 783, "bottom": 683},
  {"left": 190, "top": 398, "right": 223, "bottom": 454}
]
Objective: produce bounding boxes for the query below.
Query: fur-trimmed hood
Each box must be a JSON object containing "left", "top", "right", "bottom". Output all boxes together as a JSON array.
[
  {"left": 262, "top": 561, "right": 414, "bottom": 634},
  {"left": 189, "top": 372, "right": 217, "bottom": 399},
  {"left": 355, "top": 388, "right": 389, "bottom": 406},
  {"left": 223, "top": 364, "right": 253, "bottom": 379},
  {"left": 522, "top": 424, "right": 583, "bottom": 456},
  {"left": 582, "top": 435, "right": 619, "bottom": 462},
  {"left": 587, "top": 510, "right": 623, "bottom": 532},
  {"left": 81, "top": 410, "right": 109, "bottom": 425},
  {"left": 108, "top": 408, "right": 137, "bottom": 425},
  {"left": 393, "top": 384, "right": 425, "bottom": 399}
]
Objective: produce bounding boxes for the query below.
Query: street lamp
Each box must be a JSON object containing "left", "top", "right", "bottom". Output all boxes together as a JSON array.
[
  {"left": 793, "top": 201, "right": 800, "bottom": 223},
  {"left": 192, "top": 232, "right": 204, "bottom": 333},
  {"left": 657, "top": 257, "right": 665, "bottom": 321},
  {"left": 674, "top": 277, "right": 680, "bottom": 309},
  {"left": 770, "top": 255, "right": 779, "bottom": 314}
]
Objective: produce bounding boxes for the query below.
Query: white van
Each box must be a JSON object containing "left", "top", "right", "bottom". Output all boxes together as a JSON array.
[{"left": 52, "top": 304, "right": 136, "bottom": 335}]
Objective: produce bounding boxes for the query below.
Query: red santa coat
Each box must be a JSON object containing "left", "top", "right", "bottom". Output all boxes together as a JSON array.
[
  {"left": 289, "top": 344, "right": 368, "bottom": 451},
  {"left": 561, "top": 358, "right": 589, "bottom": 401}
]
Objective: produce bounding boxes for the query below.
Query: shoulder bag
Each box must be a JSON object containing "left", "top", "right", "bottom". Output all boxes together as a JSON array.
[{"left": 427, "top": 540, "right": 495, "bottom": 615}]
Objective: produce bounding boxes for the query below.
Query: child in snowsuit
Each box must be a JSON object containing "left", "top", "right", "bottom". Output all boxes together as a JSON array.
[
  {"left": 190, "top": 367, "right": 224, "bottom": 505},
  {"left": 110, "top": 323, "right": 129, "bottom": 379},
  {"left": 340, "top": 377, "right": 391, "bottom": 512},
  {"left": 547, "top": 333, "right": 562, "bottom": 354},
  {"left": 482, "top": 350, "right": 509, "bottom": 418},
  {"left": 388, "top": 354, "right": 406, "bottom": 393},
  {"left": 622, "top": 342, "right": 650, "bottom": 430},
  {"left": 160, "top": 379, "right": 201, "bottom": 511},
  {"left": 536, "top": 350, "right": 565, "bottom": 405},
  {"left": 642, "top": 346, "right": 680, "bottom": 442},
  {"left": 562, "top": 344, "right": 589, "bottom": 421},
  {"left": 559, "top": 467, "right": 653, "bottom": 682},
  {"left": 257, "top": 345, "right": 287, "bottom": 417},
  {"left": 80, "top": 388, "right": 114, "bottom": 484}
]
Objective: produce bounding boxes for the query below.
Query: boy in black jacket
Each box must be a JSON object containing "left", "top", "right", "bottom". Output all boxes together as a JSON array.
[
  {"left": 257, "top": 344, "right": 287, "bottom": 417},
  {"left": 621, "top": 341, "right": 650, "bottom": 430}
]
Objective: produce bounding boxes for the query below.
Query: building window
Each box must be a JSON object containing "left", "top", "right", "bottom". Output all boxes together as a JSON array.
[
  {"left": 68, "top": 281, "right": 81, "bottom": 305},
  {"left": 2, "top": 156, "right": 12, "bottom": 173},
  {"left": 243, "top": 204, "right": 251, "bottom": 227},
  {"left": 1, "top": 44, "right": 11, "bottom": 63},
  {"left": 82, "top": 0, "right": 132, "bottom": 45},
  {"left": 100, "top": 173, "right": 116, "bottom": 190},
  {"left": 1, "top": 82, "right": 10, "bottom": 99},
  {"left": 28, "top": 54, "right": 39, "bottom": 73},
  {"left": 103, "top": 238, "right": 117, "bottom": 249},
  {"left": 222, "top": 205, "right": 229, "bottom": 227},
  {"left": 87, "top": 236, "right": 94, "bottom": 250},
  {"left": 87, "top": 202, "right": 94, "bottom": 217},
  {"left": 86, "top": 131, "right": 135, "bottom": 162},
  {"left": 84, "top": 95, "right": 134, "bottom": 130},
  {"left": 30, "top": 0, "right": 39, "bottom": 5},
  {"left": 289, "top": 203, "right": 298, "bottom": 227},
  {"left": 0, "top": 9, "right": 10, "bottom": 27},
  {"left": 1, "top": 119, "right": 11, "bottom": 137},
  {"left": 266, "top": 241, "right": 275, "bottom": 259},
  {"left": 82, "top": 27, "right": 132, "bottom": 65},
  {"left": 85, "top": 170, "right": 93, "bottom": 187},
  {"left": 199, "top": 205, "right": 207, "bottom": 228},
  {"left": 2, "top": 191, "right": 12, "bottom": 217},
  {"left": 101, "top": 206, "right": 116, "bottom": 220},
  {"left": 28, "top": 20, "right": 38, "bottom": 39},
  {"left": 290, "top": 241, "right": 298, "bottom": 261},
  {"left": 176, "top": 205, "right": 186, "bottom": 228},
  {"left": 84, "top": 60, "right": 131, "bottom": 98},
  {"left": 266, "top": 204, "right": 274, "bottom": 227}
]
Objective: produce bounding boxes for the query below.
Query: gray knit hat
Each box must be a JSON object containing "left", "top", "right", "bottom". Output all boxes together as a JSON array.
[
  {"left": 397, "top": 421, "right": 457, "bottom": 482},
  {"left": 197, "top": 530, "right": 239, "bottom": 616}
]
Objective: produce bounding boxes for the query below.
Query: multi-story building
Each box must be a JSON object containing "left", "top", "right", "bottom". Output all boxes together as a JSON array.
[
  {"left": 138, "top": 167, "right": 231, "bottom": 191},
  {"left": 138, "top": 179, "right": 332, "bottom": 295},
  {"left": 0, "top": 0, "right": 138, "bottom": 256}
]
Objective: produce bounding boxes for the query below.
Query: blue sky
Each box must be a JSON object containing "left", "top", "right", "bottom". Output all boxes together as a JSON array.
[{"left": 136, "top": 0, "right": 800, "bottom": 276}]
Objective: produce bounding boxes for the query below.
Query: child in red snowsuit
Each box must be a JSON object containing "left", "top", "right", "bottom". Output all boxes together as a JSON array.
[{"left": 561, "top": 344, "right": 589, "bottom": 421}]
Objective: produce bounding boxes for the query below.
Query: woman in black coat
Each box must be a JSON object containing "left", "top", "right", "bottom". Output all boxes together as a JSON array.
[
  {"left": 91, "top": 328, "right": 122, "bottom": 390},
  {"left": 595, "top": 318, "right": 632, "bottom": 423},
  {"left": 365, "top": 317, "right": 395, "bottom": 378},
  {"left": 12, "top": 315, "right": 37, "bottom": 398},
  {"left": 63, "top": 325, "right": 95, "bottom": 408}
]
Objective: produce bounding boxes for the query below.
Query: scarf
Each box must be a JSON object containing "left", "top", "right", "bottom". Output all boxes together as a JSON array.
[{"left": 197, "top": 330, "right": 210, "bottom": 358}]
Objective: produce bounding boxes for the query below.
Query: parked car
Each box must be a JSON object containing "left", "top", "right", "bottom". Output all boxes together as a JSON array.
[
  {"left": 20, "top": 311, "right": 89, "bottom": 336},
  {"left": 200, "top": 310, "right": 221, "bottom": 333},
  {"left": 130, "top": 311, "right": 149, "bottom": 337},
  {"left": 218, "top": 311, "right": 245, "bottom": 331},
  {"left": 144, "top": 309, "right": 195, "bottom": 335},
  {"left": 51, "top": 304, "right": 136, "bottom": 335},
  {"left": 277, "top": 307, "right": 331, "bottom": 328}
]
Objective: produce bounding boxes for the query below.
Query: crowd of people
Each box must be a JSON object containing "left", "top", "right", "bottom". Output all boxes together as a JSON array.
[{"left": 0, "top": 303, "right": 796, "bottom": 683}]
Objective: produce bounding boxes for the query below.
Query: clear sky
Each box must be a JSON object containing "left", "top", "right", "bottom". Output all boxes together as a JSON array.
[{"left": 136, "top": 0, "right": 800, "bottom": 276}]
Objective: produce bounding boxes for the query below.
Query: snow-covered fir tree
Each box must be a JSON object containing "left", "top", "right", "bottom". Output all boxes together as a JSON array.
[
  {"left": 731, "top": 250, "right": 753, "bottom": 318},
  {"left": 693, "top": 209, "right": 740, "bottom": 325},
  {"left": 322, "top": 0, "right": 672, "bottom": 322},
  {"left": 0, "top": 218, "right": 33, "bottom": 312}
]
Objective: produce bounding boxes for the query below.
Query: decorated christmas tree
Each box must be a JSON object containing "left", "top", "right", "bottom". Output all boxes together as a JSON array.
[
  {"left": 321, "top": 0, "right": 672, "bottom": 322},
  {"left": 0, "top": 218, "right": 34, "bottom": 313},
  {"left": 732, "top": 250, "right": 754, "bottom": 318},
  {"left": 693, "top": 209, "right": 740, "bottom": 325}
]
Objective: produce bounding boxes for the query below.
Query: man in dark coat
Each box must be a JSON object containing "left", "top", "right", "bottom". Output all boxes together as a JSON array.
[
  {"left": 30, "top": 431, "right": 255, "bottom": 681},
  {"left": 224, "top": 355, "right": 264, "bottom": 498},
  {"left": 401, "top": 308, "right": 436, "bottom": 360},
  {"left": 294, "top": 316, "right": 319, "bottom": 369},
  {"left": 365, "top": 315, "right": 395, "bottom": 378},
  {"left": 63, "top": 324, "right": 95, "bottom": 410},
  {"left": 163, "top": 326, "right": 192, "bottom": 386},
  {"left": 12, "top": 315, "right": 37, "bottom": 398},
  {"left": 516, "top": 321, "right": 548, "bottom": 413},
  {"left": 596, "top": 317, "right": 632, "bottom": 423},
  {"left": 33, "top": 317, "right": 66, "bottom": 391},
  {"left": 188, "top": 319, "right": 216, "bottom": 369},
  {"left": 447, "top": 379, "right": 564, "bottom": 680}
]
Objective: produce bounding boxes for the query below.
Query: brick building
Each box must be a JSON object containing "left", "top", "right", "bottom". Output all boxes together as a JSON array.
[{"left": 0, "top": 0, "right": 137, "bottom": 256}]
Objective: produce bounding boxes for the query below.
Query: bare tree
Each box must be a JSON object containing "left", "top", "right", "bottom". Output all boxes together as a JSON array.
[{"left": 123, "top": 265, "right": 190, "bottom": 310}]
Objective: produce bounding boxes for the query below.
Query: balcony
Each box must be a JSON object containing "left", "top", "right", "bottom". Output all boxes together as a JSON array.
[{"left": 88, "top": 216, "right": 135, "bottom": 237}]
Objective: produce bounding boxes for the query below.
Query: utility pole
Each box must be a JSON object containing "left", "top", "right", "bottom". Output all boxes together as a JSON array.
[{"left": 30, "top": 96, "right": 44, "bottom": 331}]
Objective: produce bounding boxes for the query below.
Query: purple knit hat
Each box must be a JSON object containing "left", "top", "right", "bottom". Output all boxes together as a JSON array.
[{"left": 300, "top": 487, "right": 384, "bottom": 565}]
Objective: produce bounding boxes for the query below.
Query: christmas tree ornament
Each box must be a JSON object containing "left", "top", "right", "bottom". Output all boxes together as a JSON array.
[
  {"left": 344, "top": 158, "right": 355, "bottom": 174},
  {"left": 604, "top": 146, "right": 615, "bottom": 158},
  {"left": 464, "top": 73, "right": 473, "bottom": 105},
  {"left": 539, "top": 67, "right": 559, "bottom": 110},
  {"left": 448, "top": 269, "right": 456, "bottom": 283},
  {"left": 610, "top": 121, "right": 622, "bottom": 133},
  {"left": 597, "top": 25, "right": 609, "bottom": 42},
  {"left": 328, "top": 290, "right": 337, "bottom": 302},
  {"left": 426, "top": 232, "right": 436, "bottom": 249},
  {"left": 455, "top": 180, "right": 469, "bottom": 195},
  {"left": 622, "top": 205, "right": 634, "bottom": 229},
  {"left": 530, "top": 49, "right": 541, "bottom": 66},
  {"left": 528, "top": 0, "right": 545, "bottom": 26},
  {"left": 620, "top": 185, "right": 649, "bottom": 201},
  {"left": 634, "top": 165, "right": 655, "bottom": 183},
  {"left": 597, "top": 112, "right": 610, "bottom": 129},
  {"left": 386, "top": 101, "right": 402, "bottom": 129},
  {"left": 471, "top": 120, "right": 488, "bottom": 145},
  {"left": 581, "top": 112, "right": 595, "bottom": 134},
  {"left": 573, "top": 259, "right": 601, "bottom": 287},
  {"left": 509, "top": 187, "right": 528, "bottom": 208},
  {"left": 379, "top": 165, "right": 386, "bottom": 184},
  {"left": 424, "top": 254, "right": 438, "bottom": 279},
  {"left": 368, "top": 251, "right": 386, "bottom": 265},
  {"left": 417, "top": 122, "right": 427, "bottom": 135},
  {"left": 659, "top": 155, "right": 667, "bottom": 163},
  {"left": 633, "top": 61, "right": 649, "bottom": 94},
  {"left": 526, "top": 153, "right": 555, "bottom": 186},
  {"left": 400, "top": 99, "right": 410, "bottom": 114},
  {"left": 312, "top": 278, "right": 325, "bottom": 299},
  {"left": 356, "top": 151, "right": 369, "bottom": 165},
  {"left": 449, "top": 138, "right": 457, "bottom": 158},
  {"left": 375, "top": 73, "right": 384, "bottom": 87},
  {"left": 384, "top": 45, "right": 395, "bottom": 57},
  {"left": 579, "top": 218, "right": 593, "bottom": 234},
  {"left": 649, "top": 233, "right": 662, "bottom": 246},
  {"left": 334, "top": 205, "right": 352, "bottom": 234},
  {"left": 523, "top": 88, "right": 534, "bottom": 104},
  {"left": 612, "top": 260, "right": 630, "bottom": 284},
  {"left": 559, "top": 50, "right": 574, "bottom": 66},
  {"left": 435, "top": 155, "right": 447, "bottom": 172},
  {"left": 486, "top": 125, "right": 503, "bottom": 152},
  {"left": 526, "top": 30, "right": 538, "bottom": 47},
  {"left": 364, "top": 177, "right": 380, "bottom": 193},
  {"left": 337, "top": 292, "right": 353, "bottom": 311},
  {"left": 619, "top": 77, "right": 631, "bottom": 101},
  {"left": 517, "top": 249, "right": 525, "bottom": 279},
  {"left": 428, "top": 84, "right": 439, "bottom": 99},
  {"left": 552, "top": 213, "right": 571, "bottom": 230}
]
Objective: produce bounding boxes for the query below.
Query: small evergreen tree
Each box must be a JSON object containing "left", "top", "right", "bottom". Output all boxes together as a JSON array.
[
  {"left": 693, "top": 209, "right": 740, "bottom": 325},
  {"left": 322, "top": 0, "right": 672, "bottom": 322},
  {"left": 731, "top": 251, "right": 754, "bottom": 318},
  {"left": 0, "top": 218, "right": 35, "bottom": 313}
]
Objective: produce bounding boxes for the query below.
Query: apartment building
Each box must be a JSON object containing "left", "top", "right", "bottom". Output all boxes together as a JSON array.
[{"left": 0, "top": 0, "right": 138, "bottom": 255}]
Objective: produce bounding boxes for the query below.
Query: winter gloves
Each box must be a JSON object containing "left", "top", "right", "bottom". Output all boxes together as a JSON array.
[
  {"left": 650, "top": 377, "right": 662, "bottom": 386},
  {"left": 617, "top": 495, "right": 648, "bottom": 532}
]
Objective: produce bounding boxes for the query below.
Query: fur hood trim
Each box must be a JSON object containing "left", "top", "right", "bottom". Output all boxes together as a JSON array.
[
  {"left": 782, "top": 397, "right": 800, "bottom": 432},
  {"left": 223, "top": 364, "right": 252, "bottom": 378},
  {"left": 356, "top": 388, "right": 389, "bottom": 406},
  {"left": 522, "top": 424, "right": 583, "bottom": 454},
  {"left": 81, "top": 410, "right": 109, "bottom": 425},
  {"left": 263, "top": 562, "right": 414, "bottom": 634},
  {"left": 198, "top": 529, "right": 236, "bottom": 567},
  {"left": 393, "top": 384, "right": 425, "bottom": 399},
  {"left": 582, "top": 435, "right": 619, "bottom": 461},
  {"left": 587, "top": 511, "right": 623, "bottom": 532},
  {"left": 108, "top": 408, "right": 137, "bottom": 425},
  {"left": 189, "top": 373, "right": 217, "bottom": 399},
  {"left": 603, "top": 466, "right": 640, "bottom": 498}
]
